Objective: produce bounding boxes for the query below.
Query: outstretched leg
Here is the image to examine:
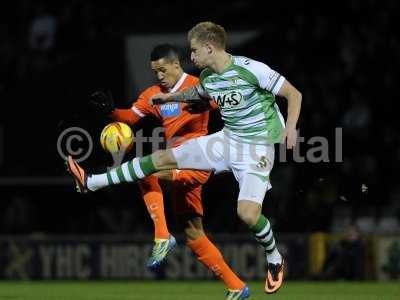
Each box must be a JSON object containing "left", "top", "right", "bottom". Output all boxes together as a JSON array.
[{"left": 66, "top": 149, "right": 177, "bottom": 192}]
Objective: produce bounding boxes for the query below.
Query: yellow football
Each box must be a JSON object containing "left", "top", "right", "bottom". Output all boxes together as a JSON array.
[{"left": 100, "top": 122, "right": 134, "bottom": 154}]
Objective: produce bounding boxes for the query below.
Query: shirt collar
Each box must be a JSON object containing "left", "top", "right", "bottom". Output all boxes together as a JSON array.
[{"left": 169, "top": 73, "right": 187, "bottom": 93}]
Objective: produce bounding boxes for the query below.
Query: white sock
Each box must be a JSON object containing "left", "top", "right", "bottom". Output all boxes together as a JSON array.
[
  {"left": 266, "top": 247, "right": 282, "bottom": 265},
  {"left": 87, "top": 174, "right": 108, "bottom": 191}
]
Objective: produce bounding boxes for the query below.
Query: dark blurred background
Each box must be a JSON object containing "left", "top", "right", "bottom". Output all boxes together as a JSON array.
[{"left": 0, "top": 0, "right": 399, "bottom": 281}]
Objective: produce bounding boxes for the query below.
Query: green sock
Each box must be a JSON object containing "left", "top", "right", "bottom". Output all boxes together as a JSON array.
[
  {"left": 250, "top": 215, "right": 277, "bottom": 253},
  {"left": 139, "top": 155, "right": 156, "bottom": 175},
  {"left": 106, "top": 155, "right": 157, "bottom": 185}
]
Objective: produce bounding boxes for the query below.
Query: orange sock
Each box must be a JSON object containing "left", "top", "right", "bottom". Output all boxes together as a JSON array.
[
  {"left": 187, "top": 236, "right": 245, "bottom": 290},
  {"left": 139, "top": 177, "right": 170, "bottom": 239}
]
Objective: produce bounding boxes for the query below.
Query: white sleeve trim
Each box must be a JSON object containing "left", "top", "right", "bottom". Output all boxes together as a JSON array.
[
  {"left": 131, "top": 106, "right": 145, "bottom": 118},
  {"left": 272, "top": 76, "right": 285, "bottom": 95}
]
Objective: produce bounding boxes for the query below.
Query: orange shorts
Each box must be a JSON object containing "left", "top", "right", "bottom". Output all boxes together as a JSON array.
[{"left": 138, "top": 170, "right": 210, "bottom": 216}]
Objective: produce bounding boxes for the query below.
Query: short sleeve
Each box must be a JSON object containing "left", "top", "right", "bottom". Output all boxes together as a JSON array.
[
  {"left": 236, "top": 57, "right": 285, "bottom": 95},
  {"left": 131, "top": 88, "right": 160, "bottom": 119}
]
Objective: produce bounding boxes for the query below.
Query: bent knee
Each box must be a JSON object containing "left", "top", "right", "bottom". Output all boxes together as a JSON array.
[
  {"left": 185, "top": 227, "right": 205, "bottom": 240},
  {"left": 184, "top": 217, "right": 205, "bottom": 240},
  {"left": 152, "top": 149, "right": 177, "bottom": 169},
  {"left": 237, "top": 201, "right": 261, "bottom": 226}
]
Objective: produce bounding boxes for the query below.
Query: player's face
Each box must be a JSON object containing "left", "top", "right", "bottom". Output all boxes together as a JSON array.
[
  {"left": 151, "top": 58, "right": 181, "bottom": 89},
  {"left": 190, "top": 38, "right": 210, "bottom": 69}
]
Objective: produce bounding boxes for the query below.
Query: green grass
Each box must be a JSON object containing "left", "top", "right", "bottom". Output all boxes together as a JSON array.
[{"left": 0, "top": 281, "right": 398, "bottom": 300}]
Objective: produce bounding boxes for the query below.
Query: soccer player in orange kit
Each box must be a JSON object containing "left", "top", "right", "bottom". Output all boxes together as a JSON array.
[{"left": 90, "top": 44, "right": 248, "bottom": 299}]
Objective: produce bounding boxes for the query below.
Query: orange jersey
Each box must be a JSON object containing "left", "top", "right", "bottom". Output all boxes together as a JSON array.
[
  {"left": 110, "top": 74, "right": 215, "bottom": 217},
  {"left": 130, "top": 73, "right": 208, "bottom": 147}
]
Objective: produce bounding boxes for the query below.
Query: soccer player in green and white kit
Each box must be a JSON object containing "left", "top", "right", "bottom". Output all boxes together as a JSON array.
[{"left": 67, "top": 21, "right": 301, "bottom": 296}]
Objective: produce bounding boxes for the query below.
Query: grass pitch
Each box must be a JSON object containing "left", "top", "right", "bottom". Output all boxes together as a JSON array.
[{"left": 0, "top": 281, "right": 398, "bottom": 300}]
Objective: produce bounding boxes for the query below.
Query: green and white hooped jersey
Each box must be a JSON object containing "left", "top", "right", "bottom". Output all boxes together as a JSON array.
[{"left": 198, "top": 55, "right": 286, "bottom": 145}]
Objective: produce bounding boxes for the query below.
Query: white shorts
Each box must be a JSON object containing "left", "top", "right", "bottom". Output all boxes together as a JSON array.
[{"left": 172, "top": 130, "right": 274, "bottom": 204}]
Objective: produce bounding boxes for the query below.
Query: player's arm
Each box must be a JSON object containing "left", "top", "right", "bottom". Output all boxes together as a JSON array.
[
  {"left": 149, "top": 84, "right": 210, "bottom": 105},
  {"left": 277, "top": 80, "right": 302, "bottom": 149},
  {"left": 245, "top": 58, "right": 302, "bottom": 149},
  {"left": 91, "top": 90, "right": 155, "bottom": 125},
  {"left": 110, "top": 108, "right": 141, "bottom": 125}
]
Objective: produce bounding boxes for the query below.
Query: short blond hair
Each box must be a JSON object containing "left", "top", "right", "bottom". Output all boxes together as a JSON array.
[{"left": 188, "top": 22, "right": 227, "bottom": 50}]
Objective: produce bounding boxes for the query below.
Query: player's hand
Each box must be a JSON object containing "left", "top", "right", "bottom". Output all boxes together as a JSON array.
[
  {"left": 184, "top": 101, "right": 211, "bottom": 114},
  {"left": 282, "top": 127, "right": 298, "bottom": 149},
  {"left": 149, "top": 93, "right": 171, "bottom": 105},
  {"left": 90, "top": 90, "right": 115, "bottom": 115}
]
